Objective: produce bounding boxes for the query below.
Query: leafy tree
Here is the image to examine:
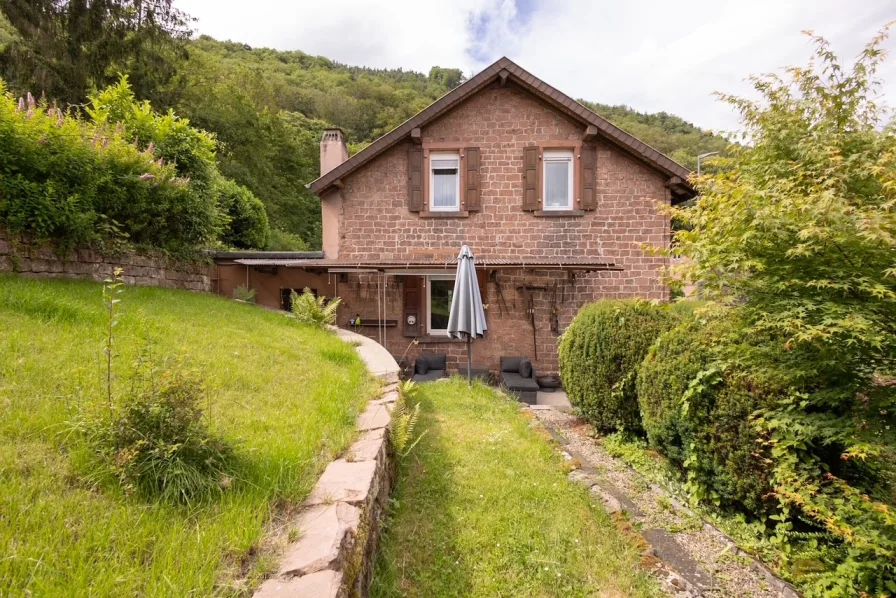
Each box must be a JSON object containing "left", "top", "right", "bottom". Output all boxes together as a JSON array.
[
  {"left": 579, "top": 99, "right": 728, "bottom": 171},
  {"left": 0, "top": 0, "right": 191, "bottom": 106},
  {"left": 0, "top": 9, "right": 18, "bottom": 51},
  {"left": 172, "top": 52, "right": 323, "bottom": 248},
  {"left": 214, "top": 178, "right": 269, "bottom": 250},
  {"left": 428, "top": 66, "right": 465, "bottom": 89},
  {"left": 673, "top": 27, "right": 896, "bottom": 595},
  {"left": 87, "top": 76, "right": 270, "bottom": 249}
]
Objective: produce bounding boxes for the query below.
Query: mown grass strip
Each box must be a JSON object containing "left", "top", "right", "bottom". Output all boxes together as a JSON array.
[
  {"left": 0, "top": 275, "right": 374, "bottom": 596},
  {"left": 371, "top": 377, "right": 661, "bottom": 598}
]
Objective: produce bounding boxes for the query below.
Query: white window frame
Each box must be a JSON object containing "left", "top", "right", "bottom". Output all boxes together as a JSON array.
[
  {"left": 426, "top": 274, "right": 455, "bottom": 335},
  {"left": 542, "top": 149, "right": 574, "bottom": 211},
  {"left": 429, "top": 152, "right": 460, "bottom": 212}
]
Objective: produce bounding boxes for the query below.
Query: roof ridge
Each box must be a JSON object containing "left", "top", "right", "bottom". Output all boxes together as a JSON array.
[{"left": 309, "top": 57, "right": 693, "bottom": 199}]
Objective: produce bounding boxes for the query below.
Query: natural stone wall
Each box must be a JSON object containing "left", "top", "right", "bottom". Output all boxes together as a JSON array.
[
  {"left": 0, "top": 230, "right": 212, "bottom": 291},
  {"left": 255, "top": 328, "right": 400, "bottom": 598}
]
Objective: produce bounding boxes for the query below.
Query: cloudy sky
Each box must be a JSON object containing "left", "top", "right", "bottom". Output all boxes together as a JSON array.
[{"left": 177, "top": 0, "right": 895, "bottom": 133}]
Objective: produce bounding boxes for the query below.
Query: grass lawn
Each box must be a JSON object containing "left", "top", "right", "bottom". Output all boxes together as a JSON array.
[
  {"left": 0, "top": 275, "right": 374, "bottom": 596},
  {"left": 371, "top": 378, "right": 661, "bottom": 598}
]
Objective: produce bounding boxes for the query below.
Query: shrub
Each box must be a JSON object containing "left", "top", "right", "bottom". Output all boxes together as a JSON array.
[
  {"left": 267, "top": 228, "right": 309, "bottom": 251},
  {"left": 390, "top": 380, "right": 426, "bottom": 457},
  {"left": 681, "top": 364, "right": 781, "bottom": 515},
  {"left": 638, "top": 309, "right": 782, "bottom": 514},
  {"left": 0, "top": 83, "right": 216, "bottom": 252},
  {"left": 558, "top": 299, "right": 680, "bottom": 432},
  {"left": 232, "top": 284, "right": 256, "bottom": 303},
  {"left": 672, "top": 29, "right": 896, "bottom": 594},
  {"left": 290, "top": 288, "right": 341, "bottom": 329},
  {"left": 215, "top": 178, "right": 270, "bottom": 249},
  {"left": 85, "top": 365, "right": 234, "bottom": 503},
  {"left": 637, "top": 316, "right": 712, "bottom": 464}
]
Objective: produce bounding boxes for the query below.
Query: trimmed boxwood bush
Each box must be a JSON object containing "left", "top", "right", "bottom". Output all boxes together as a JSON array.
[
  {"left": 683, "top": 366, "right": 780, "bottom": 514},
  {"left": 637, "top": 308, "right": 781, "bottom": 514},
  {"left": 559, "top": 299, "right": 680, "bottom": 432},
  {"left": 636, "top": 316, "right": 711, "bottom": 464}
]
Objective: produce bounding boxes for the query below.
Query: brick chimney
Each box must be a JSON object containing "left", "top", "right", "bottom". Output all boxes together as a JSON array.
[{"left": 320, "top": 128, "right": 348, "bottom": 176}]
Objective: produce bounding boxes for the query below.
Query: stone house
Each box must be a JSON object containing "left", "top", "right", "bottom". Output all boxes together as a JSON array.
[{"left": 214, "top": 57, "right": 695, "bottom": 374}]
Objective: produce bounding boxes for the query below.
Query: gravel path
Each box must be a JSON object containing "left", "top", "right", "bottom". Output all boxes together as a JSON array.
[{"left": 530, "top": 407, "right": 799, "bottom": 598}]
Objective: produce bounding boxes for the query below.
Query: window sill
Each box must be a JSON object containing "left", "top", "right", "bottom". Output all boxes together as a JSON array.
[
  {"left": 533, "top": 209, "right": 585, "bottom": 217},
  {"left": 419, "top": 210, "right": 469, "bottom": 218}
]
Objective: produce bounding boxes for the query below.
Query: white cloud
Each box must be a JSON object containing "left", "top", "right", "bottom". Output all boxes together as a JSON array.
[{"left": 177, "top": 0, "right": 896, "bottom": 132}]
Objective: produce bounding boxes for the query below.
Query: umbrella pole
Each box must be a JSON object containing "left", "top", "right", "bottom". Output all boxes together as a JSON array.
[{"left": 467, "top": 336, "right": 472, "bottom": 387}]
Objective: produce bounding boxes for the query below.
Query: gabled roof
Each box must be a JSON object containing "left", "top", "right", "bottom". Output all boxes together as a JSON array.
[{"left": 309, "top": 56, "right": 695, "bottom": 201}]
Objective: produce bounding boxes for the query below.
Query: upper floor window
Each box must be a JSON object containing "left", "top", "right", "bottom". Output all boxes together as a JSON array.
[
  {"left": 543, "top": 150, "right": 574, "bottom": 210},
  {"left": 430, "top": 152, "right": 460, "bottom": 211}
]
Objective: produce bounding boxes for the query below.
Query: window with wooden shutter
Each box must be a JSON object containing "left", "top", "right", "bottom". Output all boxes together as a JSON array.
[
  {"left": 581, "top": 144, "right": 597, "bottom": 210},
  {"left": 464, "top": 147, "right": 481, "bottom": 211},
  {"left": 408, "top": 146, "right": 423, "bottom": 212},
  {"left": 523, "top": 146, "right": 540, "bottom": 211}
]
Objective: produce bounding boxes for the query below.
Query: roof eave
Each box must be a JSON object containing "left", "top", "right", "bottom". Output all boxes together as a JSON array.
[{"left": 309, "top": 56, "right": 696, "bottom": 198}]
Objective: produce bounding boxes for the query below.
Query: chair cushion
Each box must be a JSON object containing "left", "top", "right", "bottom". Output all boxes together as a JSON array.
[
  {"left": 415, "top": 357, "right": 429, "bottom": 375},
  {"left": 500, "top": 356, "right": 524, "bottom": 373},
  {"left": 518, "top": 359, "right": 532, "bottom": 378},
  {"left": 501, "top": 372, "right": 540, "bottom": 391},
  {"left": 413, "top": 370, "right": 446, "bottom": 383},
  {"left": 424, "top": 353, "right": 447, "bottom": 370}
]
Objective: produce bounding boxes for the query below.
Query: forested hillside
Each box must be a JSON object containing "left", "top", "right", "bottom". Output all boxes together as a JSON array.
[{"left": 0, "top": 3, "right": 726, "bottom": 251}]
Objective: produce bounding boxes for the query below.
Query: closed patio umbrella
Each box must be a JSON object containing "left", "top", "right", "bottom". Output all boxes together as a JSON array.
[{"left": 447, "top": 245, "right": 488, "bottom": 386}]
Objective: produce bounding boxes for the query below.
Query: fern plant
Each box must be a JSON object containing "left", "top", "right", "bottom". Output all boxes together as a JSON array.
[
  {"left": 290, "top": 288, "right": 341, "bottom": 329},
  {"left": 389, "top": 381, "right": 426, "bottom": 457},
  {"left": 398, "top": 379, "right": 420, "bottom": 402},
  {"left": 232, "top": 284, "right": 256, "bottom": 303}
]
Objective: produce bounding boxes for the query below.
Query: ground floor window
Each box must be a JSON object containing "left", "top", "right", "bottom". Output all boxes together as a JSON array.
[{"left": 427, "top": 275, "right": 455, "bottom": 334}]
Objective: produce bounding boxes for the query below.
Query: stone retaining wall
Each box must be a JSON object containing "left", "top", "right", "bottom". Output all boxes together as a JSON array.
[
  {"left": 256, "top": 329, "right": 400, "bottom": 598},
  {"left": 0, "top": 230, "right": 212, "bottom": 292}
]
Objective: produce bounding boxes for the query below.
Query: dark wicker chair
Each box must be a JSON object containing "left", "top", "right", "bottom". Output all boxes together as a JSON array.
[{"left": 499, "top": 356, "right": 538, "bottom": 404}]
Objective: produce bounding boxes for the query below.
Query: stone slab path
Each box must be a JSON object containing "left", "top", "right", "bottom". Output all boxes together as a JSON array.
[
  {"left": 530, "top": 407, "right": 801, "bottom": 598},
  {"left": 255, "top": 327, "right": 400, "bottom": 598}
]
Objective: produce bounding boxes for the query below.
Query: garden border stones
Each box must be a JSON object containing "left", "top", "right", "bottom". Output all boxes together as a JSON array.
[{"left": 255, "top": 328, "right": 400, "bottom": 598}]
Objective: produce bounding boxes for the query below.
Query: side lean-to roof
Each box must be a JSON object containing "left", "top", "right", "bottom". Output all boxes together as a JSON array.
[{"left": 309, "top": 56, "right": 695, "bottom": 202}]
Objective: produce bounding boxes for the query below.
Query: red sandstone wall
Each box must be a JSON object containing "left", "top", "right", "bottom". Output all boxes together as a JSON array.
[
  {"left": 328, "top": 83, "right": 671, "bottom": 373},
  {"left": 0, "top": 230, "right": 212, "bottom": 291}
]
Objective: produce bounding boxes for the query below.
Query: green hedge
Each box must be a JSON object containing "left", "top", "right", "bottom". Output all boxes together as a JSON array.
[
  {"left": 559, "top": 299, "right": 680, "bottom": 432},
  {"left": 0, "top": 87, "right": 216, "bottom": 252},
  {"left": 0, "top": 77, "right": 272, "bottom": 254},
  {"left": 637, "top": 310, "right": 781, "bottom": 514},
  {"left": 636, "top": 317, "right": 710, "bottom": 465}
]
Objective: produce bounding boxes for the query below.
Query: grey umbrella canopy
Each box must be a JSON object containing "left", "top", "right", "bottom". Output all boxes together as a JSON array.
[{"left": 447, "top": 245, "right": 488, "bottom": 385}]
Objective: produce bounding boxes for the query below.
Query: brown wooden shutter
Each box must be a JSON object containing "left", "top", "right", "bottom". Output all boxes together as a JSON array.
[
  {"left": 581, "top": 144, "right": 597, "bottom": 210},
  {"left": 408, "top": 146, "right": 423, "bottom": 212},
  {"left": 523, "top": 146, "right": 539, "bottom": 211},
  {"left": 476, "top": 268, "right": 489, "bottom": 304},
  {"left": 464, "top": 147, "right": 481, "bottom": 211},
  {"left": 403, "top": 276, "right": 422, "bottom": 337}
]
